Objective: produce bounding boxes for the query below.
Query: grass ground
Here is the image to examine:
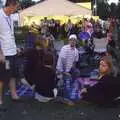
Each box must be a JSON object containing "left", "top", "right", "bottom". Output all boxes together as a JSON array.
[{"left": 0, "top": 96, "right": 120, "bottom": 120}]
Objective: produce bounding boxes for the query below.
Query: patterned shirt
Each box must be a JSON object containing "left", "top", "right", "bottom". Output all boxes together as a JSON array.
[{"left": 56, "top": 45, "right": 79, "bottom": 72}]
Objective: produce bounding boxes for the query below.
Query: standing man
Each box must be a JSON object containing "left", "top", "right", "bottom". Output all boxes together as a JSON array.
[{"left": 0, "top": 0, "right": 20, "bottom": 105}]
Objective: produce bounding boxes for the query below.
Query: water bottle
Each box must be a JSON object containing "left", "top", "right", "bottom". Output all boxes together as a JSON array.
[{"left": 70, "top": 88, "right": 76, "bottom": 99}]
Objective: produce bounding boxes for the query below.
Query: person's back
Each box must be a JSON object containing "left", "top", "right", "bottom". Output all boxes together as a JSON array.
[
  {"left": 34, "top": 52, "right": 56, "bottom": 101},
  {"left": 24, "top": 48, "right": 44, "bottom": 85},
  {"left": 35, "top": 65, "right": 55, "bottom": 98}
]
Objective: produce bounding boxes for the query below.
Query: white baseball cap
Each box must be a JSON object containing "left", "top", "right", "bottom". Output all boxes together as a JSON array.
[{"left": 69, "top": 34, "right": 77, "bottom": 40}]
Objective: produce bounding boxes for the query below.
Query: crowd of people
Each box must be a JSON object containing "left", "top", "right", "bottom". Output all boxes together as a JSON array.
[
  {"left": 23, "top": 33, "right": 120, "bottom": 105},
  {"left": 27, "top": 15, "right": 119, "bottom": 42},
  {"left": 0, "top": 0, "right": 120, "bottom": 107}
]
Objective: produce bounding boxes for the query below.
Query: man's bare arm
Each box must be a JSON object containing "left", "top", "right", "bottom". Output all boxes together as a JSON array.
[{"left": 0, "top": 48, "right": 5, "bottom": 63}]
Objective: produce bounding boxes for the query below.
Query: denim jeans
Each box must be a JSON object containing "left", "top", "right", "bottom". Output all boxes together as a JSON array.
[{"left": 70, "top": 67, "right": 80, "bottom": 80}]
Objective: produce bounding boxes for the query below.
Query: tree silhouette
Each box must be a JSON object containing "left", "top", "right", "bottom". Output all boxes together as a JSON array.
[
  {"left": 97, "top": 1, "right": 110, "bottom": 20},
  {"left": 116, "top": 2, "right": 120, "bottom": 18},
  {"left": 0, "top": 0, "right": 3, "bottom": 7},
  {"left": 20, "top": 0, "right": 36, "bottom": 9},
  {"left": 69, "top": 0, "right": 91, "bottom": 3}
]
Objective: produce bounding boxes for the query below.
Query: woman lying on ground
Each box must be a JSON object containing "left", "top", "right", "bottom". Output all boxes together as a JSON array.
[{"left": 81, "top": 56, "right": 120, "bottom": 105}]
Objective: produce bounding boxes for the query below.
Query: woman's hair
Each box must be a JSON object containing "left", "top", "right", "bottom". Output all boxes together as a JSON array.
[
  {"left": 44, "top": 52, "right": 53, "bottom": 66},
  {"left": 100, "top": 56, "right": 113, "bottom": 73},
  {"left": 34, "top": 36, "right": 44, "bottom": 49}
]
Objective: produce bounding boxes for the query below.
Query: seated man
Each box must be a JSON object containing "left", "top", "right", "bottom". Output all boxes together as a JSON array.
[
  {"left": 56, "top": 34, "right": 80, "bottom": 78},
  {"left": 56, "top": 34, "right": 80, "bottom": 105}
]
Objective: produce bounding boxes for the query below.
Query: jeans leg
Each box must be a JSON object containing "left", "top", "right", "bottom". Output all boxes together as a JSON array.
[{"left": 70, "top": 67, "right": 80, "bottom": 80}]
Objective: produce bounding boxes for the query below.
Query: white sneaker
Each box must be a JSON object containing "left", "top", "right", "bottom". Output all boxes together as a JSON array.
[
  {"left": 34, "top": 92, "right": 53, "bottom": 102},
  {"left": 115, "top": 96, "right": 120, "bottom": 100},
  {"left": 53, "top": 88, "right": 58, "bottom": 98}
]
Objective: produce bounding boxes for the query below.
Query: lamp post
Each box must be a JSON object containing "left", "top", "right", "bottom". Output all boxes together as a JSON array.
[
  {"left": 93, "top": 4, "right": 97, "bottom": 16},
  {"left": 93, "top": 0, "right": 97, "bottom": 16}
]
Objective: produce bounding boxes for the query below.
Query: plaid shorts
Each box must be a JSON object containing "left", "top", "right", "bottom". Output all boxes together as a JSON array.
[{"left": 5, "top": 55, "right": 18, "bottom": 78}]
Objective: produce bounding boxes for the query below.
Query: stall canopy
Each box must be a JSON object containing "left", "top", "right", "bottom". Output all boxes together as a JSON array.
[{"left": 19, "top": 0, "right": 92, "bottom": 26}]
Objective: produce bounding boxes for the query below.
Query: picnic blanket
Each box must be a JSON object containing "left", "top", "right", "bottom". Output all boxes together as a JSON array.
[
  {"left": 57, "top": 75, "right": 98, "bottom": 101},
  {"left": 5, "top": 84, "right": 34, "bottom": 97}
]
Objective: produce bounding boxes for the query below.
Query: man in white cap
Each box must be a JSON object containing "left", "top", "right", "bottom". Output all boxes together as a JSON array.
[
  {"left": 56, "top": 34, "right": 79, "bottom": 77},
  {"left": 56, "top": 34, "right": 80, "bottom": 105}
]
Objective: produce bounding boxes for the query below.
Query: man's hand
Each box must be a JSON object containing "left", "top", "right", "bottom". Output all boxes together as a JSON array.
[
  {"left": 63, "top": 72, "right": 71, "bottom": 76},
  {"left": 72, "top": 62, "right": 76, "bottom": 68},
  {"left": 0, "top": 54, "right": 5, "bottom": 63},
  {"left": 80, "top": 88, "right": 87, "bottom": 94},
  {"left": 17, "top": 48, "right": 21, "bottom": 55},
  {"left": 57, "top": 72, "right": 63, "bottom": 79}
]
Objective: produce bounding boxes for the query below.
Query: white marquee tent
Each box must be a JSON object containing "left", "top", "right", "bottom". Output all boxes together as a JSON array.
[{"left": 19, "top": 0, "right": 92, "bottom": 26}]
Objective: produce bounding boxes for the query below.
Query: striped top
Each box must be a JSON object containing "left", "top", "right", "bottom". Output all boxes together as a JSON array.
[{"left": 56, "top": 45, "right": 79, "bottom": 72}]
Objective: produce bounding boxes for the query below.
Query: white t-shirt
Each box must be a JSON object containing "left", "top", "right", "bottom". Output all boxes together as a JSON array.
[{"left": 0, "top": 8, "right": 17, "bottom": 56}]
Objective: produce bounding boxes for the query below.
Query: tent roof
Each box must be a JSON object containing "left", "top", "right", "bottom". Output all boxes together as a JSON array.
[{"left": 20, "top": 0, "right": 92, "bottom": 16}]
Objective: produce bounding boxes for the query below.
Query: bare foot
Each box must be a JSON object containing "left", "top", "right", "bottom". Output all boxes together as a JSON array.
[{"left": 0, "top": 100, "right": 3, "bottom": 105}]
